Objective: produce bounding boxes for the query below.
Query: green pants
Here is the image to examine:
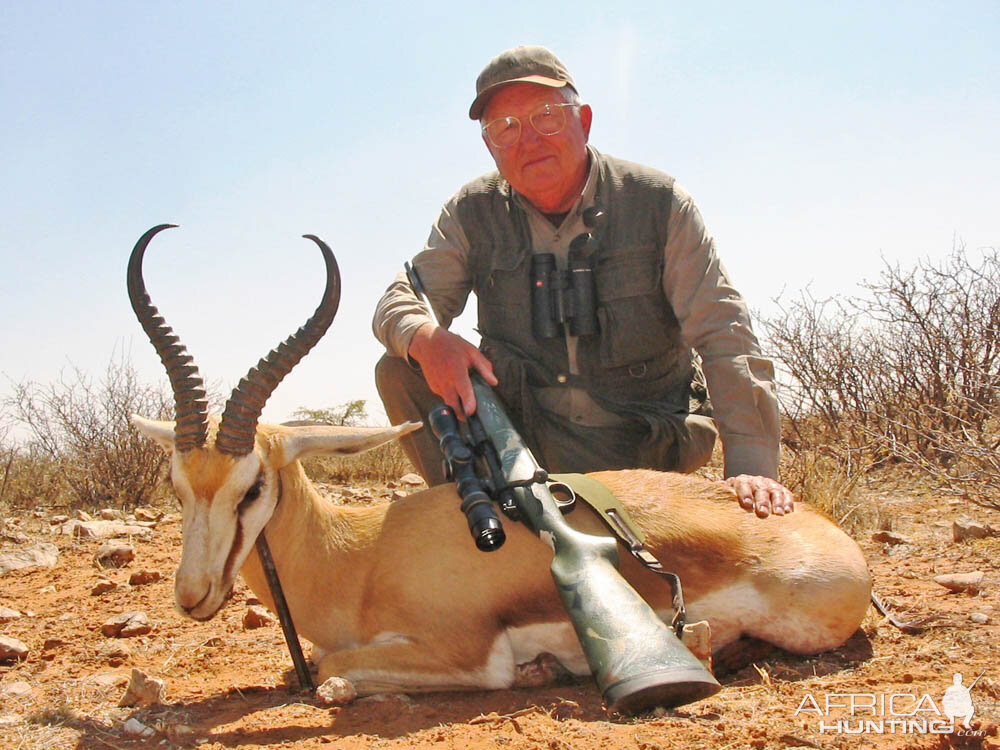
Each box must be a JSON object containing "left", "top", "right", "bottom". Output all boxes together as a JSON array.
[{"left": 375, "top": 354, "right": 718, "bottom": 487}]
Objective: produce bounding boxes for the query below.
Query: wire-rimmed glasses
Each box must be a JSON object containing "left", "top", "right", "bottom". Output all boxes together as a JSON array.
[{"left": 482, "top": 102, "right": 580, "bottom": 149}]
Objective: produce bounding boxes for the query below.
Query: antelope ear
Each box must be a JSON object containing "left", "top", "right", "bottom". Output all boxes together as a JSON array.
[
  {"left": 277, "top": 421, "right": 422, "bottom": 465},
  {"left": 132, "top": 415, "right": 178, "bottom": 452}
]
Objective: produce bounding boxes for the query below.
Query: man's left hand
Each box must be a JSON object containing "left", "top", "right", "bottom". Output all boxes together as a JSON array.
[{"left": 724, "top": 475, "right": 795, "bottom": 518}]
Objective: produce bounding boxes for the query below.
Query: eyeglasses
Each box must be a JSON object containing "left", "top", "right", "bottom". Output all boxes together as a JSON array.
[{"left": 482, "top": 102, "right": 580, "bottom": 149}]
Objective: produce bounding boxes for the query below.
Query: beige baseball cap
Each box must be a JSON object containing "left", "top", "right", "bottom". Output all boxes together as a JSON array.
[{"left": 468, "top": 45, "right": 577, "bottom": 120}]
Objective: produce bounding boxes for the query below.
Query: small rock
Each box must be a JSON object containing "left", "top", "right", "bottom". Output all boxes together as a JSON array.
[
  {"left": 39, "top": 584, "right": 56, "bottom": 595},
  {"left": 118, "top": 667, "right": 166, "bottom": 706},
  {"left": 94, "top": 541, "right": 135, "bottom": 569},
  {"left": 134, "top": 507, "right": 161, "bottom": 522},
  {"left": 99, "top": 508, "right": 123, "bottom": 520},
  {"left": 953, "top": 516, "right": 994, "bottom": 542},
  {"left": 243, "top": 605, "right": 275, "bottom": 629},
  {"left": 122, "top": 717, "right": 156, "bottom": 738},
  {"left": 43, "top": 638, "right": 68, "bottom": 650},
  {"left": 0, "top": 543, "right": 59, "bottom": 576},
  {"left": 399, "top": 473, "right": 425, "bottom": 486},
  {"left": 128, "top": 570, "right": 162, "bottom": 586},
  {"left": 970, "top": 612, "right": 990, "bottom": 624},
  {"left": 66, "top": 520, "right": 152, "bottom": 540},
  {"left": 316, "top": 676, "right": 357, "bottom": 705},
  {"left": 91, "top": 578, "right": 118, "bottom": 595},
  {"left": 76, "top": 509, "right": 93, "bottom": 521},
  {"left": 77, "top": 671, "right": 129, "bottom": 690},
  {"left": 99, "top": 642, "right": 132, "bottom": 666},
  {"left": 872, "top": 530, "right": 912, "bottom": 546},
  {"left": 50, "top": 514, "right": 69, "bottom": 525},
  {"left": 391, "top": 490, "right": 408, "bottom": 501},
  {"left": 0, "top": 605, "right": 21, "bottom": 622},
  {"left": 0, "top": 635, "right": 29, "bottom": 663},
  {"left": 101, "top": 611, "right": 152, "bottom": 638},
  {"left": 165, "top": 723, "right": 200, "bottom": 742},
  {"left": 934, "top": 571, "right": 984, "bottom": 594}
]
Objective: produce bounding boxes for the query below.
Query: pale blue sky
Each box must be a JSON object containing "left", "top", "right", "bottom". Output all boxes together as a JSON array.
[{"left": 1, "top": 1, "right": 997, "bottom": 427}]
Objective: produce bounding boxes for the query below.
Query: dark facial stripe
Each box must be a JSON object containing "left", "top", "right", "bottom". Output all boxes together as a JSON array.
[
  {"left": 222, "top": 474, "right": 283, "bottom": 584},
  {"left": 222, "top": 517, "right": 244, "bottom": 585}
]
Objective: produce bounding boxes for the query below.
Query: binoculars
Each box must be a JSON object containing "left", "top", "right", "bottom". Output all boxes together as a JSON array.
[{"left": 531, "top": 206, "right": 605, "bottom": 339}]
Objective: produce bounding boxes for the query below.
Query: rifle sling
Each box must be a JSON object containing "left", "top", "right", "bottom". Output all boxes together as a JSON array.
[{"left": 549, "top": 472, "right": 687, "bottom": 635}]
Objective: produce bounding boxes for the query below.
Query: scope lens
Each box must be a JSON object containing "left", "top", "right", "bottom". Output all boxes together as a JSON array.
[{"left": 473, "top": 519, "right": 506, "bottom": 552}]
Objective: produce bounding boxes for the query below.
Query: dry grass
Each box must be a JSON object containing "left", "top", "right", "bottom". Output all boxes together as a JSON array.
[
  {"left": 778, "top": 444, "right": 874, "bottom": 534},
  {"left": 300, "top": 441, "right": 414, "bottom": 485}
]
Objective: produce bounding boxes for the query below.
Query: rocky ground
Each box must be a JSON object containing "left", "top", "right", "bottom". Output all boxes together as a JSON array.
[{"left": 1, "top": 476, "right": 999, "bottom": 750}]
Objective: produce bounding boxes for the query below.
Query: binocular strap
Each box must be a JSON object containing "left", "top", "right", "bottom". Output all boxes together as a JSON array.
[{"left": 548, "top": 473, "right": 687, "bottom": 636}]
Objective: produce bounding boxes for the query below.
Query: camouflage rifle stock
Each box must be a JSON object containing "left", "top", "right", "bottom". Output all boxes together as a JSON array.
[{"left": 469, "top": 375, "right": 720, "bottom": 713}]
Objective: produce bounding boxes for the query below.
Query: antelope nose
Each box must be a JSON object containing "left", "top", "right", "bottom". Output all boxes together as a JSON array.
[{"left": 175, "top": 579, "right": 212, "bottom": 615}]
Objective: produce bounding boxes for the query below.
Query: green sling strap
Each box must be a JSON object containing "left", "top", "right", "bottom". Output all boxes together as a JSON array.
[{"left": 549, "top": 473, "right": 688, "bottom": 634}]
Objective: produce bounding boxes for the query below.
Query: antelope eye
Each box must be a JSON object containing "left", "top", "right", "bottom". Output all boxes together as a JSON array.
[{"left": 238, "top": 478, "right": 264, "bottom": 513}]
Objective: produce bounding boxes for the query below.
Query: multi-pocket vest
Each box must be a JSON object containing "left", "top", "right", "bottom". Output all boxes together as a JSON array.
[{"left": 459, "top": 151, "right": 695, "bottom": 416}]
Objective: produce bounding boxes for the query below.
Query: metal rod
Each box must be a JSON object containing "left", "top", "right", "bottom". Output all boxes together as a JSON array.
[{"left": 255, "top": 532, "right": 315, "bottom": 692}]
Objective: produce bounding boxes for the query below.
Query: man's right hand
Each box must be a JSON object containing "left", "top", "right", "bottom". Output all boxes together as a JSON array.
[{"left": 407, "top": 323, "right": 498, "bottom": 417}]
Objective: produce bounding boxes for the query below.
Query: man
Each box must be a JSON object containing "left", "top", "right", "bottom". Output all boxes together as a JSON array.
[{"left": 373, "top": 45, "right": 793, "bottom": 516}]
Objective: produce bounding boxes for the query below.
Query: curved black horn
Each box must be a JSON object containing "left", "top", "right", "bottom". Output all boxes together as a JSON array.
[
  {"left": 127, "top": 224, "right": 210, "bottom": 452},
  {"left": 215, "top": 235, "right": 341, "bottom": 456}
]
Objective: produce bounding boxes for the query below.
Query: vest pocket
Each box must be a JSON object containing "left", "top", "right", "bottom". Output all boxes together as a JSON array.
[
  {"left": 597, "top": 294, "right": 675, "bottom": 368},
  {"left": 476, "top": 251, "right": 532, "bottom": 339},
  {"left": 594, "top": 248, "right": 675, "bottom": 368}
]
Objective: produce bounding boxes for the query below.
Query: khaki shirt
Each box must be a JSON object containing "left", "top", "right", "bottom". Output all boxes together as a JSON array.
[{"left": 373, "top": 147, "right": 780, "bottom": 478}]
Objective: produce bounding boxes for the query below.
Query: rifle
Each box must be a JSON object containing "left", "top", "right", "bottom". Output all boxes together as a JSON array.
[{"left": 404, "top": 262, "right": 720, "bottom": 713}]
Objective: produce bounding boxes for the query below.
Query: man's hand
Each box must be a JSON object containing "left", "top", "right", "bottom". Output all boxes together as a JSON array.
[
  {"left": 407, "top": 323, "right": 498, "bottom": 417},
  {"left": 723, "top": 475, "right": 795, "bottom": 518}
]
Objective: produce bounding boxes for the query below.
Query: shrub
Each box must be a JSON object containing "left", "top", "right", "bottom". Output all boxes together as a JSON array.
[
  {"left": 763, "top": 244, "right": 1000, "bottom": 506},
  {"left": 3, "top": 350, "right": 172, "bottom": 510}
]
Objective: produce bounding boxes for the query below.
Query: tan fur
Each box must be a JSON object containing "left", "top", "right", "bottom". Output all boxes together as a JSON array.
[
  {"left": 177, "top": 449, "right": 238, "bottom": 503},
  {"left": 134, "top": 417, "right": 872, "bottom": 696}
]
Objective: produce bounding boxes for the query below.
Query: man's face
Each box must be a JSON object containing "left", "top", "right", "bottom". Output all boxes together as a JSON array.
[{"left": 481, "top": 82, "right": 592, "bottom": 214}]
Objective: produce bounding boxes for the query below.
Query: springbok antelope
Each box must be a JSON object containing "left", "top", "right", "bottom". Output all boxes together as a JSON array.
[{"left": 128, "top": 225, "right": 872, "bottom": 700}]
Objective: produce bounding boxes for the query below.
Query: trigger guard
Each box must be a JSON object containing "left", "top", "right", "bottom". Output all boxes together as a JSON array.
[{"left": 546, "top": 481, "right": 577, "bottom": 514}]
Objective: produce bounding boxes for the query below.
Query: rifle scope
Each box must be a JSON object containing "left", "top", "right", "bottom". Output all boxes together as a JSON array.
[{"left": 428, "top": 404, "right": 506, "bottom": 552}]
